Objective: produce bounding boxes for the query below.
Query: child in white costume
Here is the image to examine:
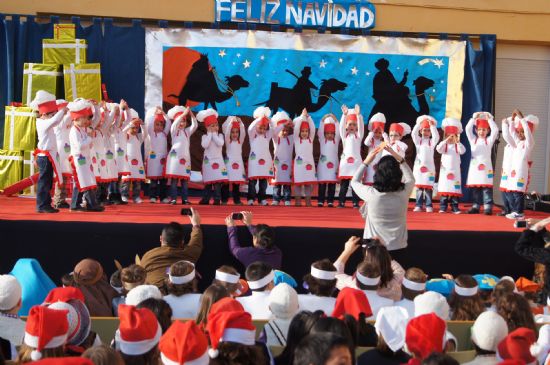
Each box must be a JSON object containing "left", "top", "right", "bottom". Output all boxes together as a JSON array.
[
  {"left": 52, "top": 99, "right": 72, "bottom": 209},
  {"left": 144, "top": 107, "right": 171, "bottom": 203},
  {"left": 412, "top": 115, "right": 439, "bottom": 212},
  {"left": 363, "top": 113, "right": 388, "bottom": 186},
  {"left": 121, "top": 112, "right": 145, "bottom": 203},
  {"left": 270, "top": 111, "right": 294, "bottom": 206},
  {"left": 67, "top": 99, "right": 103, "bottom": 212},
  {"left": 317, "top": 114, "right": 340, "bottom": 207},
  {"left": 383, "top": 122, "right": 410, "bottom": 159},
  {"left": 109, "top": 100, "right": 132, "bottom": 204},
  {"left": 499, "top": 112, "right": 521, "bottom": 216},
  {"left": 465, "top": 112, "right": 499, "bottom": 215},
  {"left": 293, "top": 109, "right": 316, "bottom": 207},
  {"left": 198, "top": 108, "right": 227, "bottom": 205},
  {"left": 436, "top": 118, "right": 466, "bottom": 214},
  {"left": 338, "top": 104, "right": 364, "bottom": 208},
  {"left": 221, "top": 116, "right": 246, "bottom": 205},
  {"left": 506, "top": 115, "right": 538, "bottom": 219},
  {"left": 166, "top": 106, "right": 198, "bottom": 205},
  {"left": 103, "top": 103, "right": 125, "bottom": 204},
  {"left": 247, "top": 106, "right": 274, "bottom": 205}
]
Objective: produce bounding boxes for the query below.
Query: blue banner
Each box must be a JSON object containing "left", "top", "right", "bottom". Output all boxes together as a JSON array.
[{"left": 215, "top": 0, "right": 376, "bottom": 30}]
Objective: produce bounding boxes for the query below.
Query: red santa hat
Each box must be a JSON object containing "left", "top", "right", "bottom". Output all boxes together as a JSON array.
[
  {"left": 368, "top": 113, "right": 386, "bottom": 132},
  {"left": 44, "top": 287, "right": 85, "bottom": 304},
  {"left": 67, "top": 99, "right": 93, "bottom": 120},
  {"left": 272, "top": 111, "right": 291, "bottom": 127},
  {"left": 24, "top": 305, "right": 69, "bottom": 361},
  {"left": 389, "top": 122, "right": 411, "bottom": 136},
  {"left": 56, "top": 99, "right": 69, "bottom": 110},
  {"left": 331, "top": 287, "right": 373, "bottom": 320},
  {"left": 442, "top": 117, "right": 463, "bottom": 135},
  {"left": 167, "top": 106, "right": 187, "bottom": 121},
  {"left": 206, "top": 301, "right": 256, "bottom": 358},
  {"left": 323, "top": 116, "right": 337, "bottom": 133},
  {"left": 159, "top": 321, "right": 209, "bottom": 365},
  {"left": 30, "top": 90, "right": 58, "bottom": 115},
  {"left": 210, "top": 297, "right": 246, "bottom": 313},
  {"left": 497, "top": 328, "right": 539, "bottom": 364},
  {"left": 117, "top": 304, "right": 162, "bottom": 356},
  {"left": 516, "top": 115, "right": 539, "bottom": 133},
  {"left": 416, "top": 115, "right": 435, "bottom": 129},
  {"left": 405, "top": 313, "right": 446, "bottom": 359},
  {"left": 497, "top": 361, "right": 527, "bottom": 365},
  {"left": 196, "top": 109, "right": 219, "bottom": 128},
  {"left": 299, "top": 119, "right": 310, "bottom": 131},
  {"left": 30, "top": 358, "right": 94, "bottom": 365},
  {"left": 154, "top": 113, "right": 166, "bottom": 123}
]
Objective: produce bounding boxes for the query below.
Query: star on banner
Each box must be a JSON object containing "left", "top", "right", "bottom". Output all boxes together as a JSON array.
[
  {"left": 218, "top": 49, "right": 226, "bottom": 58},
  {"left": 338, "top": 58, "right": 343, "bottom": 64},
  {"left": 319, "top": 60, "right": 327, "bottom": 68},
  {"left": 365, "top": 71, "right": 371, "bottom": 76},
  {"left": 260, "top": 55, "right": 265, "bottom": 60},
  {"left": 243, "top": 59, "right": 251, "bottom": 68},
  {"left": 351, "top": 67, "right": 359, "bottom": 75},
  {"left": 236, "top": 53, "right": 241, "bottom": 58},
  {"left": 433, "top": 59, "right": 444, "bottom": 69}
]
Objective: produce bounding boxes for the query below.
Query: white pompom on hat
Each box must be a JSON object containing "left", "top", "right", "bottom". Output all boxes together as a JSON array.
[
  {"left": 196, "top": 109, "right": 219, "bottom": 128},
  {"left": 24, "top": 305, "right": 69, "bottom": 361},
  {"left": 30, "top": 90, "right": 58, "bottom": 115},
  {"left": 125, "top": 285, "right": 162, "bottom": 306},
  {"left": 0, "top": 275, "right": 22, "bottom": 311},
  {"left": 471, "top": 311, "right": 508, "bottom": 352}
]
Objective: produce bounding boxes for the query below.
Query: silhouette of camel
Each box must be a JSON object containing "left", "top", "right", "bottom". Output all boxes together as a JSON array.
[
  {"left": 257, "top": 78, "right": 347, "bottom": 118},
  {"left": 169, "top": 54, "right": 250, "bottom": 110},
  {"left": 369, "top": 75, "right": 434, "bottom": 129}
]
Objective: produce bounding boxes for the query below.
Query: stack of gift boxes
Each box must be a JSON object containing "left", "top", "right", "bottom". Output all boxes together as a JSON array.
[{"left": 0, "top": 24, "right": 102, "bottom": 194}]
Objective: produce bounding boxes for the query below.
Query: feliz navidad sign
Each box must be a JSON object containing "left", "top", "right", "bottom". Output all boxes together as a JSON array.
[{"left": 215, "top": 0, "right": 376, "bottom": 30}]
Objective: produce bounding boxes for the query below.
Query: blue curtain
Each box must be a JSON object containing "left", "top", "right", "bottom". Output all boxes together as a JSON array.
[{"left": 460, "top": 35, "right": 497, "bottom": 202}]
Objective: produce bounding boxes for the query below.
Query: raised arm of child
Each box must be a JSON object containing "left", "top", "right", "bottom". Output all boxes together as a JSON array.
[
  {"left": 465, "top": 117, "right": 476, "bottom": 144},
  {"left": 487, "top": 117, "right": 499, "bottom": 145},
  {"left": 430, "top": 120, "right": 440, "bottom": 146},
  {"left": 186, "top": 110, "right": 198, "bottom": 136}
]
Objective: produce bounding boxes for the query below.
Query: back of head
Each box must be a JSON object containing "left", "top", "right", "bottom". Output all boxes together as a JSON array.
[
  {"left": 246, "top": 262, "right": 273, "bottom": 292},
  {"left": 209, "top": 342, "right": 268, "bottom": 365},
  {"left": 213, "top": 265, "right": 241, "bottom": 294},
  {"left": 311, "top": 317, "right": 354, "bottom": 349},
  {"left": 136, "top": 298, "right": 173, "bottom": 333},
  {"left": 496, "top": 292, "right": 537, "bottom": 333},
  {"left": 253, "top": 224, "right": 275, "bottom": 249},
  {"left": 402, "top": 268, "right": 428, "bottom": 300},
  {"left": 0, "top": 274, "right": 22, "bottom": 312},
  {"left": 195, "top": 284, "right": 230, "bottom": 327},
  {"left": 269, "top": 283, "right": 299, "bottom": 320},
  {"left": 121, "top": 265, "right": 147, "bottom": 295},
  {"left": 304, "top": 259, "right": 337, "bottom": 297},
  {"left": 161, "top": 222, "right": 185, "bottom": 248},
  {"left": 449, "top": 274, "right": 485, "bottom": 321},
  {"left": 492, "top": 279, "right": 516, "bottom": 303},
  {"left": 355, "top": 261, "right": 381, "bottom": 290},
  {"left": 364, "top": 242, "right": 394, "bottom": 288},
  {"left": 414, "top": 291, "right": 450, "bottom": 320},
  {"left": 471, "top": 311, "right": 508, "bottom": 353},
  {"left": 373, "top": 155, "right": 404, "bottom": 193},
  {"left": 421, "top": 353, "right": 459, "bottom": 365},
  {"left": 275, "top": 310, "right": 323, "bottom": 365},
  {"left": 293, "top": 333, "right": 352, "bottom": 365},
  {"left": 165, "top": 260, "right": 196, "bottom": 296},
  {"left": 73, "top": 258, "right": 104, "bottom": 286},
  {"left": 82, "top": 344, "right": 124, "bottom": 365}
]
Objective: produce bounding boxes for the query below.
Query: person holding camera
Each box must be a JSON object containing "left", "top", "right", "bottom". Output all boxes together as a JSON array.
[
  {"left": 225, "top": 211, "right": 282, "bottom": 270},
  {"left": 351, "top": 143, "right": 415, "bottom": 251},
  {"left": 514, "top": 216, "right": 550, "bottom": 300}
]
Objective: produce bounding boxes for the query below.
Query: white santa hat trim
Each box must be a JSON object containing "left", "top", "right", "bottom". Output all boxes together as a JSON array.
[
  {"left": 441, "top": 117, "right": 463, "bottom": 134},
  {"left": 310, "top": 266, "right": 336, "bottom": 280},
  {"left": 196, "top": 109, "right": 218, "bottom": 123},
  {"left": 215, "top": 270, "right": 240, "bottom": 284},
  {"left": 248, "top": 270, "right": 275, "bottom": 290},
  {"left": 402, "top": 278, "right": 426, "bottom": 291},
  {"left": 220, "top": 328, "right": 256, "bottom": 346},
  {"left": 119, "top": 324, "right": 162, "bottom": 356},
  {"left": 161, "top": 351, "right": 209, "bottom": 365},
  {"left": 454, "top": 284, "right": 478, "bottom": 297},
  {"left": 271, "top": 111, "right": 290, "bottom": 125},
  {"left": 356, "top": 272, "right": 381, "bottom": 286},
  {"left": 167, "top": 106, "right": 186, "bottom": 120},
  {"left": 253, "top": 106, "right": 271, "bottom": 119},
  {"left": 24, "top": 332, "right": 68, "bottom": 349}
]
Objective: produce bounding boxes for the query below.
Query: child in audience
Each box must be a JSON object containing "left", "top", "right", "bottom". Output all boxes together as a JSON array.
[
  {"left": 30, "top": 90, "right": 67, "bottom": 213},
  {"left": 212, "top": 265, "right": 241, "bottom": 296},
  {"left": 498, "top": 112, "right": 521, "bottom": 216},
  {"left": 363, "top": 112, "right": 388, "bottom": 186},
  {"left": 496, "top": 328, "right": 538, "bottom": 364},
  {"left": 112, "top": 264, "right": 146, "bottom": 315},
  {"left": 412, "top": 115, "right": 439, "bottom": 212},
  {"left": 67, "top": 99, "right": 103, "bottom": 212},
  {"left": 0, "top": 275, "right": 25, "bottom": 361},
  {"left": 222, "top": 116, "right": 246, "bottom": 205},
  {"left": 82, "top": 345, "right": 124, "bottom": 365},
  {"left": 465, "top": 112, "right": 499, "bottom": 215},
  {"left": 382, "top": 122, "right": 410, "bottom": 159},
  {"left": 463, "top": 311, "right": 508, "bottom": 365},
  {"left": 264, "top": 283, "right": 300, "bottom": 347},
  {"left": 404, "top": 313, "right": 446, "bottom": 363},
  {"left": 506, "top": 115, "right": 538, "bottom": 219},
  {"left": 159, "top": 321, "right": 209, "bottom": 365},
  {"left": 52, "top": 99, "right": 72, "bottom": 209},
  {"left": 394, "top": 267, "right": 428, "bottom": 317},
  {"left": 166, "top": 106, "right": 197, "bottom": 205},
  {"left": 317, "top": 114, "right": 340, "bottom": 207},
  {"left": 195, "top": 284, "right": 230, "bottom": 328},
  {"left": 338, "top": 104, "right": 364, "bottom": 208},
  {"left": 197, "top": 108, "right": 227, "bottom": 205},
  {"left": 275, "top": 311, "right": 324, "bottom": 365},
  {"left": 271, "top": 112, "right": 294, "bottom": 206},
  {"left": 136, "top": 298, "right": 173, "bottom": 333},
  {"left": 496, "top": 292, "right": 537, "bottom": 332},
  {"left": 293, "top": 333, "right": 353, "bottom": 365},
  {"left": 449, "top": 274, "right": 485, "bottom": 320},
  {"left": 238, "top": 262, "right": 275, "bottom": 320},
  {"left": 162, "top": 261, "right": 201, "bottom": 319},
  {"left": 299, "top": 259, "right": 337, "bottom": 315},
  {"left": 116, "top": 305, "right": 161, "bottom": 364},
  {"left": 144, "top": 106, "right": 170, "bottom": 203},
  {"left": 293, "top": 109, "right": 316, "bottom": 206},
  {"left": 248, "top": 106, "right": 274, "bottom": 206},
  {"left": 436, "top": 118, "right": 466, "bottom": 214},
  {"left": 72, "top": 258, "right": 118, "bottom": 316},
  {"left": 121, "top": 114, "right": 145, "bottom": 203},
  {"left": 353, "top": 261, "right": 394, "bottom": 318}
]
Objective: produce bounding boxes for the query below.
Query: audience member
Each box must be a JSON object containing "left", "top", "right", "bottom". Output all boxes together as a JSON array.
[
  {"left": 293, "top": 333, "right": 353, "bottom": 365},
  {"left": 159, "top": 321, "right": 209, "bottom": 365},
  {"left": 82, "top": 344, "right": 124, "bottom": 365},
  {"left": 405, "top": 313, "right": 446, "bottom": 363},
  {"left": 238, "top": 262, "right": 275, "bottom": 319},
  {"left": 226, "top": 211, "right": 282, "bottom": 269},
  {"left": 140, "top": 209, "right": 203, "bottom": 288},
  {"left": 331, "top": 287, "right": 378, "bottom": 346},
  {"left": 116, "top": 304, "right": 161, "bottom": 365},
  {"left": 109, "top": 269, "right": 123, "bottom": 294},
  {"left": 355, "top": 261, "right": 393, "bottom": 317},
  {"left": 112, "top": 264, "right": 146, "bottom": 315},
  {"left": 275, "top": 310, "right": 324, "bottom": 365},
  {"left": 125, "top": 285, "right": 163, "bottom": 306},
  {"left": 212, "top": 266, "right": 241, "bottom": 296},
  {"left": 414, "top": 291, "right": 450, "bottom": 320},
  {"left": 491, "top": 278, "right": 517, "bottom": 311},
  {"left": 30, "top": 358, "right": 94, "bottom": 365},
  {"left": 72, "top": 259, "right": 118, "bottom": 317},
  {"left": 496, "top": 327, "right": 538, "bottom": 364},
  {"left": 136, "top": 298, "right": 173, "bottom": 333},
  {"left": 163, "top": 261, "right": 201, "bottom": 319},
  {"left": 9, "top": 258, "right": 56, "bottom": 315},
  {"left": 496, "top": 292, "right": 537, "bottom": 333},
  {"left": 463, "top": 311, "right": 508, "bottom": 365},
  {"left": 299, "top": 259, "right": 337, "bottom": 315},
  {"left": 473, "top": 274, "right": 499, "bottom": 308},
  {"left": 264, "top": 283, "right": 300, "bottom": 346},
  {"left": 421, "top": 353, "right": 459, "bottom": 365},
  {"left": 0, "top": 275, "right": 25, "bottom": 362},
  {"left": 395, "top": 268, "right": 427, "bottom": 317},
  {"left": 195, "top": 284, "right": 230, "bottom": 328},
  {"left": 449, "top": 274, "right": 485, "bottom": 321}
]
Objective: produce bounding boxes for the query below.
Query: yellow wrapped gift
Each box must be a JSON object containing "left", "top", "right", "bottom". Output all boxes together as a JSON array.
[
  {"left": 22, "top": 63, "right": 64, "bottom": 105},
  {"left": 3, "top": 106, "right": 37, "bottom": 151},
  {"left": 64, "top": 63, "right": 102, "bottom": 101},
  {"left": 43, "top": 39, "right": 87, "bottom": 65},
  {"left": 54, "top": 24, "right": 76, "bottom": 41},
  {"left": 0, "top": 150, "right": 23, "bottom": 190},
  {"left": 22, "top": 150, "right": 37, "bottom": 195}
]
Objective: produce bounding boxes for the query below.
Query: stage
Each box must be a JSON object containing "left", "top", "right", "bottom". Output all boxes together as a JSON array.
[{"left": 0, "top": 195, "right": 545, "bottom": 291}]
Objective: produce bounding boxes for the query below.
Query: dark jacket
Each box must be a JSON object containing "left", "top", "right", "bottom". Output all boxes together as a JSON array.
[{"left": 514, "top": 228, "right": 550, "bottom": 298}]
